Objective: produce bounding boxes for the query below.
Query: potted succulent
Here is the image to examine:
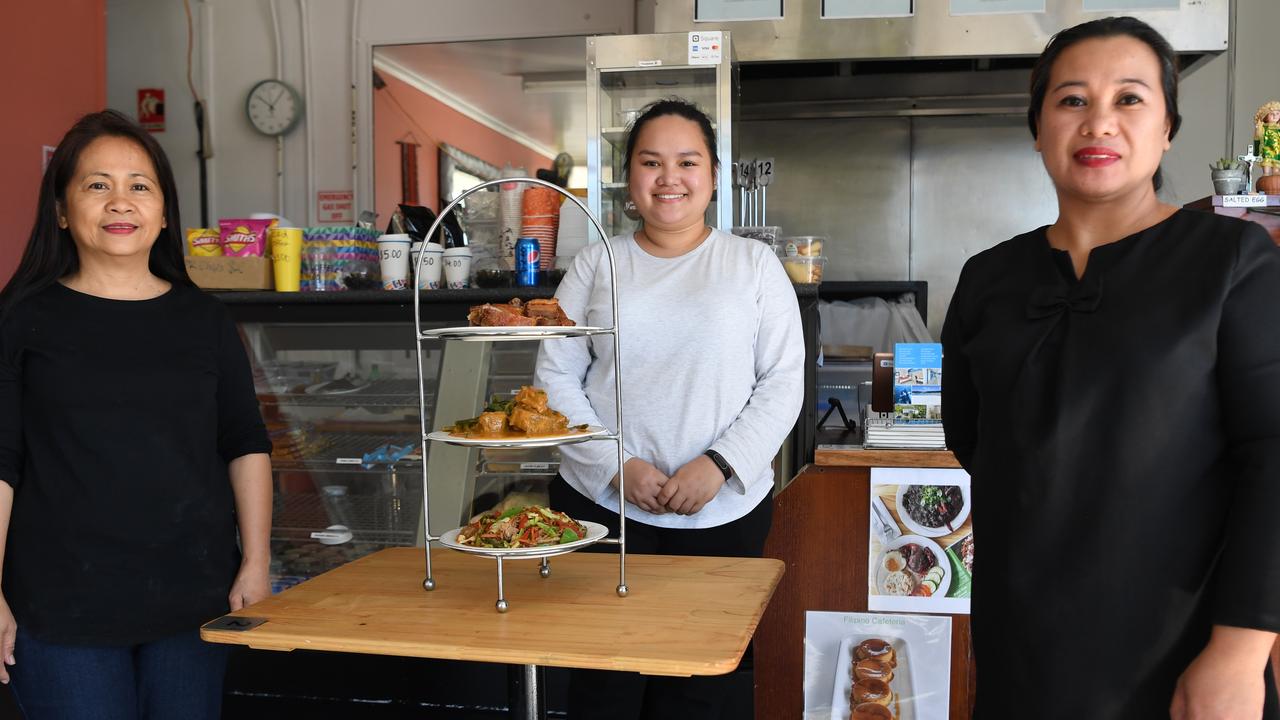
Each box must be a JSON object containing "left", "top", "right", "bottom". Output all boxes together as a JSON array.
[{"left": 1210, "top": 158, "right": 1248, "bottom": 195}]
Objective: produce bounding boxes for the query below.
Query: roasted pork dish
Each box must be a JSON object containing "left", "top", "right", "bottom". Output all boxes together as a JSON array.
[
  {"left": 444, "top": 386, "right": 587, "bottom": 439},
  {"left": 456, "top": 505, "right": 588, "bottom": 549},
  {"left": 467, "top": 298, "right": 575, "bottom": 327}
]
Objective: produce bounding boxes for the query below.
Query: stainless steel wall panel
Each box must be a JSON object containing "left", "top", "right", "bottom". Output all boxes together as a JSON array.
[
  {"left": 736, "top": 118, "right": 912, "bottom": 282},
  {"left": 909, "top": 115, "right": 1058, "bottom": 337}
]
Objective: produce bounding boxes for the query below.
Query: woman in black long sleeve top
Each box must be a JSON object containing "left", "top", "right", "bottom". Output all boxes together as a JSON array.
[
  {"left": 942, "top": 18, "right": 1279, "bottom": 720},
  {"left": 0, "top": 111, "right": 272, "bottom": 719}
]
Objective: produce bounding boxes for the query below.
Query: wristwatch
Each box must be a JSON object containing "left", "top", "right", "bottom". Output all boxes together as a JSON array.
[{"left": 704, "top": 449, "right": 734, "bottom": 481}]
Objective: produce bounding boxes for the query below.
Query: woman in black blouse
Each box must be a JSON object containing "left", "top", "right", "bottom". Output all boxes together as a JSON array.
[
  {"left": 0, "top": 111, "right": 272, "bottom": 719},
  {"left": 942, "top": 17, "right": 1279, "bottom": 720}
]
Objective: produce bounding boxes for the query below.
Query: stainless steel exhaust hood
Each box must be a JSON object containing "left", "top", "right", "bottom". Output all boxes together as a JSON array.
[
  {"left": 655, "top": 0, "right": 1228, "bottom": 121},
  {"left": 653, "top": 0, "right": 1227, "bottom": 62}
]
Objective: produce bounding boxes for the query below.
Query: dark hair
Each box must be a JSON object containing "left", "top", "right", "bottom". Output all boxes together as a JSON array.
[
  {"left": 622, "top": 98, "right": 719, "bottom": 180},
  {"left": 0, "top": 110, "right": 192, "bottom": 314},
  {"left": 1027, "top": 16, "right": 1181, "bottom": 191}
]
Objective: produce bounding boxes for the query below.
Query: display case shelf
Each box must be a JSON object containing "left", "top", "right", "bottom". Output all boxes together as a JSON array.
[
  {"left": 260, "top": 378, "right": 430, "bottom": 408},
  {"left": 273, "top": 492, "right": 419, "bottom": 542},
  {"left": 271, "top": 430, "right": 421, "bottom": 470}
]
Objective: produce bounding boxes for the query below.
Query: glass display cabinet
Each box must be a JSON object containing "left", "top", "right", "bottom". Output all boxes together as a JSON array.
[
  {"left": 586, "top": 32, "right": 736, "bottom": 238},
  {"left": 223, "top": 290, "right": 563, "bottom": 592}
]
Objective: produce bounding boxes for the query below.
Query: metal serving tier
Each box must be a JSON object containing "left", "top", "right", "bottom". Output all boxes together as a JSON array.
[
  {"left": 418, "top": 326, "right": 613, "bottom": 342},
  {"left": 425, "top": 427, "right": 612, "bottom": 449},
  {"left": 414, "top": 178, "right": 628, "bottom": 619}
]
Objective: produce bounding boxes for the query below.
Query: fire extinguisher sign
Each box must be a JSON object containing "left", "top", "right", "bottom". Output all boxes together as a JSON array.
[{"left": 138, "top": 88, "right": 165, "bottom": 132}]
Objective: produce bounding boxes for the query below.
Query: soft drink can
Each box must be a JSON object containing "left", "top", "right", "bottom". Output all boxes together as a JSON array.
[{"left": 515, "top": 237, "right": 541, "bottom": 286}]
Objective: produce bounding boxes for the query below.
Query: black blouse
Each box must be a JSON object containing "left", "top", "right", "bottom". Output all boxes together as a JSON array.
[
  {"left": 0, "top": 283, "right": 270, "bottom": 645},
  {"left": 942, "top": 209, "right": 1280, "bottom": 719}
]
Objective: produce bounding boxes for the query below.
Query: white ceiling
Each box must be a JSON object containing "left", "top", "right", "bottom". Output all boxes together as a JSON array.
[{"left": 374, "top": 36, "right": 590, "bottom": 166}]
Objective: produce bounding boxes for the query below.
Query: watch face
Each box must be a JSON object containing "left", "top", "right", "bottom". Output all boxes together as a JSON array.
[{"left": 247, "top": 80, "right": 300, "bottom": 136}]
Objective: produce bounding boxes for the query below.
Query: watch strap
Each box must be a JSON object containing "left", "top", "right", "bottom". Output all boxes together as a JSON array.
[{"left": 704, "top": 449, "right": 733, "bottom": 480}]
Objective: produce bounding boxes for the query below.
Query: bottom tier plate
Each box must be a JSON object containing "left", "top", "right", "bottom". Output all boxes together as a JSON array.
[{"left": 437, "top": 520, "right": 609, "bottom": 559}]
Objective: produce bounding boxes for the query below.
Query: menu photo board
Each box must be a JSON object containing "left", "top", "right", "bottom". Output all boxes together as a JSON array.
[
  {"left": 868, "top": 467, "right": 972, "bottom": 614},
  {"left": 1083, "top": 0, "right": 1178, "bottom": 9},
  {"left": 822, "top": 0, "right": 913, "bottom": 18},
  {"left": 804, "top": 611, "right": 952, "bottom": 719},
  {"left": 950, "top": 0, "right": 1045, "bottom": 15},
  {"left": 695, "top": 0, "right": 783, "bottom": 22}
]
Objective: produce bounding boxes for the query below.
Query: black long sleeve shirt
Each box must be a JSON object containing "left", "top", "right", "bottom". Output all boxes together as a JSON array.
[
  {"left": 942, "top": 209, "right": 1280, "bottom": 719},
  {"left": 0, "top": 283, "right": 270, "bottom": 645}
]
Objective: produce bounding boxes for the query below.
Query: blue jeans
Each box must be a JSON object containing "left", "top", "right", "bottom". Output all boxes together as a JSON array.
[{"left": 8, "top": 628, "right": 229, "bottom": 720}]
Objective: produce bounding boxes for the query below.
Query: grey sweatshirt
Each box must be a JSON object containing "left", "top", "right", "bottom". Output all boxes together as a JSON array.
[{"left": 534, "top": 229, "right": 805, "bottom": 529}]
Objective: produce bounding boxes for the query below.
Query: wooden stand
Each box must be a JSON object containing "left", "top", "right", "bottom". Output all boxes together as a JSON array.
[
  {"left": 1185, "top": 195, "right": 1280, "bottom": 245},
  {"left": 755, "top": 453, "right": 973, "bottom": 720}
]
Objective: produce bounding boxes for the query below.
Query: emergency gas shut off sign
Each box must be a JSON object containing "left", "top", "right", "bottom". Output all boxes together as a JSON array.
[{"left": 317, "top": 191, "right": 354, "bottom": 224}]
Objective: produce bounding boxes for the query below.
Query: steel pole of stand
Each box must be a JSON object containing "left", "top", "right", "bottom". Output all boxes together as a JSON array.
[{"left": 507, "top": 664, "right": 545, "bottom": 720}]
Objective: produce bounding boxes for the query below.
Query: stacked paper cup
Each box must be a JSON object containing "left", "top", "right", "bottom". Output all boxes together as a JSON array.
[
  {"left": 498, "top": 166, "right": 527, "bottom": 270},
  {"left": 521, "top": 186, "right": 561, "bottom": 270}
]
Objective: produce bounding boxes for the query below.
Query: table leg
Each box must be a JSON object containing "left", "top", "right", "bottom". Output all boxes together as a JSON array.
[{"left": 507, "top": 663, "right": 546, "bottom": 720}]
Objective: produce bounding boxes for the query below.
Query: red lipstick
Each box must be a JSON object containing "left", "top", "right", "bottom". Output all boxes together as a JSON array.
[{"left": 1073, "top": 146, "right": 1121, "bottom": 168}]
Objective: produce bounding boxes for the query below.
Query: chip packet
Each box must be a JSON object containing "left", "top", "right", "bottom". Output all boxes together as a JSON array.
[
  {"left": 219, "top": 218, "right": 274, "bottom": 257},
  {"left": 186, "top": 228, "right": 222, "bottom": 256}
]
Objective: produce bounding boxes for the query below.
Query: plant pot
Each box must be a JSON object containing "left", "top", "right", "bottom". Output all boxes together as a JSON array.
[
  {"left": 1211, "top": 169, "right": 1247, "bottom": 195},
  {"left": 1258, "top": 174, "right": 1280, "bottom": 195}
]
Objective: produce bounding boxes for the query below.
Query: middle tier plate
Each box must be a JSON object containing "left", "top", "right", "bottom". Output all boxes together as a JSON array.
[
  {"left": 419, "top": 326, "right": 612, "bottom": 342},
  {"left": 426, "top": 425, "right": 610, "bottom": 448}
]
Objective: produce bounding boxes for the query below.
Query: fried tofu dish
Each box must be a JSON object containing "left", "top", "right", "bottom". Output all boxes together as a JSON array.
[{"left": 443, "top": 386, "right": 585, "bottom": 439}]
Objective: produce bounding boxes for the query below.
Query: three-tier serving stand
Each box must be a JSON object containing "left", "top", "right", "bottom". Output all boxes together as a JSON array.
[{"left": 413, "top": 178, "right": 629, "bottom": 614}]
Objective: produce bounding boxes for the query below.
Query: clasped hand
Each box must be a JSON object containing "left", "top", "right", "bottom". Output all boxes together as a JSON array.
[{"left": 616, "top": 456, "right": 724, "bottom": 515}]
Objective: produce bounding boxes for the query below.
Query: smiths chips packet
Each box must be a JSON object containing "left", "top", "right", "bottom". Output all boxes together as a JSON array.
[
  {"left": 186, "top": 228, "right": 222, "bottom": 256},
  {"left": 219, "top": 218, "right": 274, "bottom": 257}
]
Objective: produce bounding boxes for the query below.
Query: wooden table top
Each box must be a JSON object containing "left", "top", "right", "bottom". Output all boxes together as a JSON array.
[{"left": 202, "top": 548, "right": 784, "bottom": 677}]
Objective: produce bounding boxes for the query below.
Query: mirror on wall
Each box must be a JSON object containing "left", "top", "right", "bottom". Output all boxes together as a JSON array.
[{"left": 371, "top": 36, "right": 589, "bottom": 230}]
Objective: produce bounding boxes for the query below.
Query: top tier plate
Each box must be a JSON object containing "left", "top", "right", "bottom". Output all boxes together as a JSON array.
[{"left": 418, "top": 326, "right": 612, "bottom": 342}]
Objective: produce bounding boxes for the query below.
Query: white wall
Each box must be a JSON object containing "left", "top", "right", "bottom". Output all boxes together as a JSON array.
[{"left": 108, "top": 0, "right": 633, "bottom": 229}]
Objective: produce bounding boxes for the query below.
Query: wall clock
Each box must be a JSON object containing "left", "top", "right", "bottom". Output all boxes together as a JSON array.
[{"left": 245, "top": 79, "right": 302, "bottom": 136}]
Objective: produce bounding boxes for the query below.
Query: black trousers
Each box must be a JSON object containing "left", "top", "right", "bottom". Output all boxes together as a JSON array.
[{"left": 549, "top": 475, "right": 774, "bottom": 720}]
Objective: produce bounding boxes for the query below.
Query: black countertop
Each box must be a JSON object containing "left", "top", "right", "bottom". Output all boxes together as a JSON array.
[
  {"left": 212, "top": 284, "right": 818, "bottom": 305},
  {"left": 213, "top": 285, "right": 818, "bottom": 322}
]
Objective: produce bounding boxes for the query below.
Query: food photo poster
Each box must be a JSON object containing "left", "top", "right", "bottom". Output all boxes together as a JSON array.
[
  {"left": 868, "top": 467, "right": 972, "bottom": 614},
  {"left": 803, "top": 611, "right": 952, "bottom": 720}
]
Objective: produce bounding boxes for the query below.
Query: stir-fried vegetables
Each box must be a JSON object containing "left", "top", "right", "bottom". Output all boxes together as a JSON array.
[{"left": 456, "top": 505, "right": 588, "bottom": 548}]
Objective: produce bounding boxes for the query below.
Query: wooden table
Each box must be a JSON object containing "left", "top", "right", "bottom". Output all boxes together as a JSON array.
[{"left": 202, "top": 548, "right": 784, "bottom": 718}]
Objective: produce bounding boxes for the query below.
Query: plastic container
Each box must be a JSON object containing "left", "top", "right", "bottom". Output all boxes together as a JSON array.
[
  {"left": 780, "top": 235, "right": 825, "bottom": 258},
  {"left": 733, "top": 226, "right": 782, "bottom": 247},
  {"left": 782, "top": 255, "right": 826, "bottom": 283}
]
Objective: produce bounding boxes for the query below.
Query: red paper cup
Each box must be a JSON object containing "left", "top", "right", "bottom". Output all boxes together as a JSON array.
[{"left": 521, "top": 187, "right": 562, "bottom": 217}]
